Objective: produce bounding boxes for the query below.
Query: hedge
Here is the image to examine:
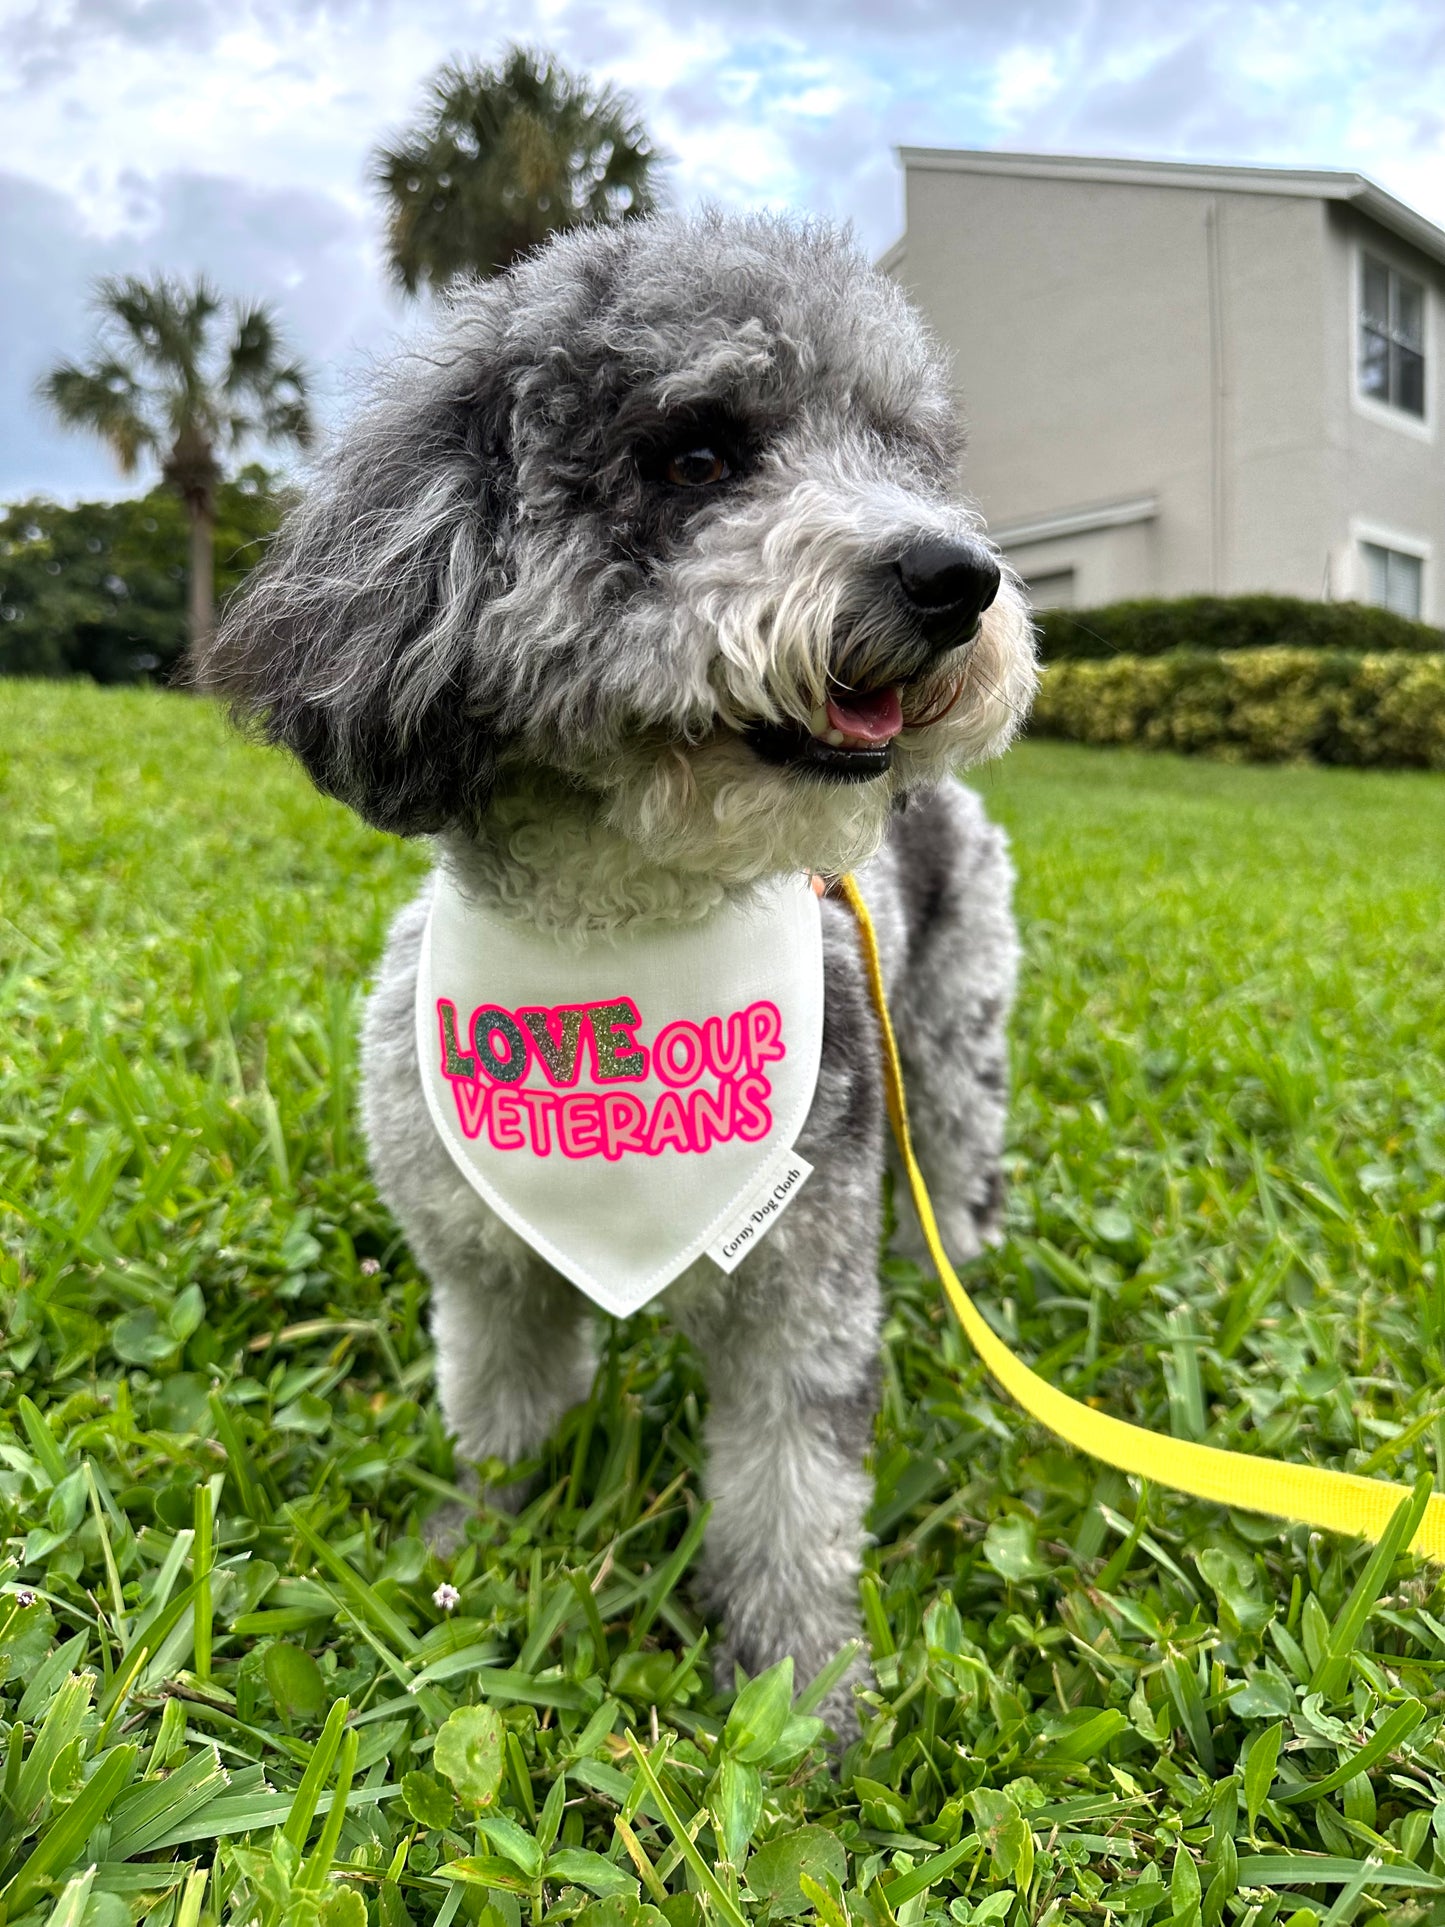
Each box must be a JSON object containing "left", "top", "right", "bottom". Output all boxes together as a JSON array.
[
  {"left": 1029, "top": 647, "right": 1445, "bottom": 768},
  {"left": 1034, "top": 593, "right": 1444, "bottom": 660},
  {"left": 0, "top": 467, "right": 286, "bottom": 683}
]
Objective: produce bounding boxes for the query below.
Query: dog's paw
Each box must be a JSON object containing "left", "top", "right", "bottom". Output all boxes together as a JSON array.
[
  {"left": 713, "top": 1636, "right": 871, "bottom": 1752},
  {"left": 812, "top": 1671, "right": 867, "bottom": 1750},
  {"left": 811, "top": 1643, "right": 874, "bottom": 1750},
  {"left": 425, "top": 1468, "right": 538, "bottom": 1552},
  {"left": 483, "top": 1471, "right": 539, "bottom": 1516},
  {"left": 890, "top": 1199, "right": 985, "bottom": 1271},
  {"left": 888, "top": 1206, "right": 931, "bottom": 1268},
  {"left": 423, "top": 1500, "right": 474, "bottom": 1557}
]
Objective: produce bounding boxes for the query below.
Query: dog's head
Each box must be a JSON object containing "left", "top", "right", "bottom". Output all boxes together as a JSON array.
[{"left": 201, "top": 210, "right": 1036, "bottom": 880}]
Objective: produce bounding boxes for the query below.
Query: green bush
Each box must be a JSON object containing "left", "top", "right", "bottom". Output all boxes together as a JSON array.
[
  {"left": 1035, "top": 593, "right": 1443, "bottom": 660},
  {"left": 0, "top": 465, "right": 287, "bottom": 683},
  {"left": 1030, "top": 647, "right": 1445, "bottom": 767}
]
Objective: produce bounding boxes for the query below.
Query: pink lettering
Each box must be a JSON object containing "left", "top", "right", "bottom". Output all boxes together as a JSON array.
[
  {"left": 488, "top": 1091, "right": 526, "bottom": 1151},
  {"left": 689, "top": 1080, "right": 736, "bottom": 1151},
  {"left": 450, "top": 1078, "right": 490, "bottom": 1139},
  {"left": 654, "top": 1019, "right": 707, "bottom": 1088},
  {"left": 601, "top": 1092, "right": 648, "bottom": 1161},
  {"left": 557, "top": 1094, "right": 603, "bottom": 1159},
  {"left": 439, "top": 994, "right": 788, "bottom": 1160},
  {"left": 646, "top": 1091, "right": 693, "bottom": 1154},
  {"left": 744, "top": 1002, "right": 785, "bottom": 1073},
  {"left": 513, "top": 1087, "right": 556, "bottom": 1155},
  {"left": 702, "top": 1010, "right": 747, "bottom": 1078},
  {"left": 733, "top": 1072, "right": 773, "bottom": 1142}
]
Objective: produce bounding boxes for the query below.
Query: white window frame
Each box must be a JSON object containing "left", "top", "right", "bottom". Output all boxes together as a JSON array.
[
  {"left": 1351, "top": 239, "right": 1434, "bottom": 443},
  {"left": 1350, "top": 517, "right": 1431, "bottom": 622}
]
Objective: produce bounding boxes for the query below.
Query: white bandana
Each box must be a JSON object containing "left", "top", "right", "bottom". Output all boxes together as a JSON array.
[{"left": 414, "top": 871, "right": 824, "bottom": 1316}]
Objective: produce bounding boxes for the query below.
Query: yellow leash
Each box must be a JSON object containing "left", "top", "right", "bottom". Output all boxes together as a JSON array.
[{"left": 838, "top": 872, "right": 1445, "bottom": 1559}]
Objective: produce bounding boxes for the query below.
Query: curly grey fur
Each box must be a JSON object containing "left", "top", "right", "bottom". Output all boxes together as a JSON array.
[{"left": 199, "top": 210, "right": 1034, "bottom": 1741}]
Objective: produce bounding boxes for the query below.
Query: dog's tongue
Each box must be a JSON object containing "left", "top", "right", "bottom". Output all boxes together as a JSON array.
[{"left": 826, "top": 684, "right": 904, "bottom": 743}]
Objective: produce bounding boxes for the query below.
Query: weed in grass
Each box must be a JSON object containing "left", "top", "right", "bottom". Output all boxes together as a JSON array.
[{"left": 3, "top": 682, "right": 1445, "bottom": 1925}]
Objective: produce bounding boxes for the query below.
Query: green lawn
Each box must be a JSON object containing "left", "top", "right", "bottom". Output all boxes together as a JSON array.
[{"left": 3, "top": 680, "right": 1445, "bottom": 1927}]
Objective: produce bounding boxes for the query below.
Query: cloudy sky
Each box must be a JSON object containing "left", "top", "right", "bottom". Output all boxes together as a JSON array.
[{"left": 5, "top": 0, "right": 1445, "bottom": 499}]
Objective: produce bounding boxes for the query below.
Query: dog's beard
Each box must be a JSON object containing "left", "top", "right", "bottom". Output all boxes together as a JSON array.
[
  {"left": 899, "top": 589, "right": 1040, "bottom": 770},
  {"left": 602, "top": 733, "right": 901, "bottom": 882}
]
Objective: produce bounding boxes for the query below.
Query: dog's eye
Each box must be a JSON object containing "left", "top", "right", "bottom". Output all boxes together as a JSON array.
[{"left": 663, "top": 445, "right": 731, "bottom": 488}]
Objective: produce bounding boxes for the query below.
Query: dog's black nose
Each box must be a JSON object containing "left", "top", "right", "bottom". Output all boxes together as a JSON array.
[{"left": 894, "top": 537, "right": 1001, "bottom": 626}]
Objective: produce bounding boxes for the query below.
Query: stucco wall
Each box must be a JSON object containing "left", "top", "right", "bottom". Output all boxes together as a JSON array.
[
  {"left": 898, "top": 164, "right": 1215, "bottom": 590},
  {"left": 1210, "top": 194, "right": 1332, "bottom": 598}
]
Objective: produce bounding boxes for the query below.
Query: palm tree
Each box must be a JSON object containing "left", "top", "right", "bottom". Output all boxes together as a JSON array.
[
  {"left": 40, "top": 276, "right": 312, "bottom": 651},
  {"left": 373, "top": 46, "right": 662, "bottom": 294}
]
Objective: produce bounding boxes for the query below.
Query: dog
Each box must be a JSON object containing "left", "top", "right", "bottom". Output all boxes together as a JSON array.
[{"left": 199, "top": 209, "right": 1037, "bottom": 1737}]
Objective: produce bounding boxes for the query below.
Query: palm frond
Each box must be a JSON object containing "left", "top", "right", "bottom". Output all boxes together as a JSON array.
[
  {"left": 226, "top": 303, "right": 283, "bottom": 393},
  {"left": 224, "top": 306, "right": 312, "bottom": 454},
  {"left": 370, "top": 43, "right": 664, "bottom": 292},
  {"left": 93, "top": 274, "right": 220, "bottom": 385},
  {"left": 37, "top": 359, "right": 158, "bottom": 476},
  {"left": 40, "top": 273, "right": 313, "bottom": 493}
]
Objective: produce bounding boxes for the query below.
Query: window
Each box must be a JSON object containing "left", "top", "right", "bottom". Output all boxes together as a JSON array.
[
  {"left": 1359, "top": 254, "right": 1425, "bottom": 417},
  {"left": 1361, "top": 540, "right": 1423, "bottom": 619}
]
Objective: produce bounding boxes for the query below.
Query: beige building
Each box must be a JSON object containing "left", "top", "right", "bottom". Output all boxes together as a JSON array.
[{"left": 883, "top": 149, "right": 1445, "bottom": 624}]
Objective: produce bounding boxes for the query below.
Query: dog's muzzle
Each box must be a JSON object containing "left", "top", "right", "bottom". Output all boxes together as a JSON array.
[{"left": 746, "top": 536, "right": 1001, "bottom": 782}]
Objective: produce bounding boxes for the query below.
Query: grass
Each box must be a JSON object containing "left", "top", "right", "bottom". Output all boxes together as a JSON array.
[{"left": 2, "top": 677, "right": 1445, "bottom": 1927}]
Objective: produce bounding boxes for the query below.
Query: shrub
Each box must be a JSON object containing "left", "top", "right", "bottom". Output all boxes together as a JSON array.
[
  {"left": 0, "top": 466, "right": 287, "bottom": 684},
  {"left": 1029, "top": 648, "right": 1445, "bottom": 768},
  {"left": 1034, "top": 593, "right": 1443, "bottom": 661}
]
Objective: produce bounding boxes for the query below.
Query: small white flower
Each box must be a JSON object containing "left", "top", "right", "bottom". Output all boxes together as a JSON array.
[
  {"left": 359, "top": 1258, "right": 382, "bottom": 1276},
  {"left": 433, "top": 1582, "right": 461, "bottom": 1611}
]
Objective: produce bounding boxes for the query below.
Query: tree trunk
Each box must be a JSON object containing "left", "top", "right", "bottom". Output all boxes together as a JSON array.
[{"left": 187, "top": 495, "right": 215, "bottom": 655}]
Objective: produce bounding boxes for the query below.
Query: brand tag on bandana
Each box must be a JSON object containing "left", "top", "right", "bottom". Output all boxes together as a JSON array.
[{"left": 415, "top": 873, "right": 824, "bottom": 1316}]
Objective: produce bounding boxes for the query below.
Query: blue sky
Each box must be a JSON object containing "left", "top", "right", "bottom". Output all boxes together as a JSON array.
[{"left": 4, "top": 0, "right": 1445, "bottom": 498}]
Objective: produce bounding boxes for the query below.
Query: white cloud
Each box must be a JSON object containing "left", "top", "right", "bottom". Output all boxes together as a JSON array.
[
  {"left": 988, "top": 47, "right": 1061, "bottom": 126},
  {"left": 588, "top": 5, "right": 733, "bottom": 93},
  {"left": 6, "top": 0, "right": 1445, "bottom": 495},
  {"left": 662, "top": 115, "right": 805, "bottom": 201},
  {"left": 778, "top": 83, "right": 850, "bottom": 118}
]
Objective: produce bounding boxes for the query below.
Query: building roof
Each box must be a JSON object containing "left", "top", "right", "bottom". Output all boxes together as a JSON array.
[{"left": 894, "top": 146, "right": 1445, "bottom": 271}]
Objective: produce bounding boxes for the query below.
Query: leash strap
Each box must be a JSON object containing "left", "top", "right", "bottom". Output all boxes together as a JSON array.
[{"left": 838, "top": 872, "right": 1445, "bottom": 1558}]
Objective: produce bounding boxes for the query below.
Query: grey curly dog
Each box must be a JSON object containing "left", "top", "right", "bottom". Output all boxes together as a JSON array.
[{"left": 199, "top": 209, "right": 1038, "bottom": 1739}]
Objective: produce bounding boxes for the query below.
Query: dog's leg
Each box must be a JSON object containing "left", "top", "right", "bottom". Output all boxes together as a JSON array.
[
  {"left": 360, "top": 891, "right": 596, "bottom": 1547},
  {"left": 885, "top": 782, "right": 1019, "bottom": 1262},
  {"left": 680, "top": 1254, "right": 880, "bottom": 1741},
  {"left": 674, "top": 951, "right": 883, "bottom": 1743},
  {"left": 425, "top": 1247, "right": 597, "bottom": 1539}
]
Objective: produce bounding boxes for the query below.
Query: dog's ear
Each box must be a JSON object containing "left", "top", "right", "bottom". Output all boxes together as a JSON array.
[{"left": 197, "top": 335, "right": 514, "bottom": 838}]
